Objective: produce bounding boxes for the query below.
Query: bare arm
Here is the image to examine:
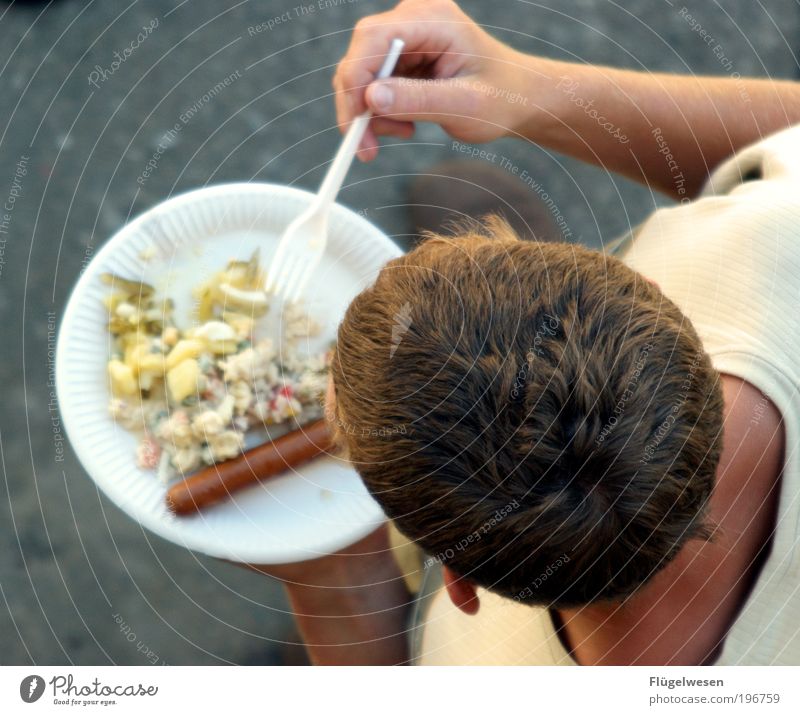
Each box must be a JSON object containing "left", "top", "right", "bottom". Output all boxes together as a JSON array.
[
  {"left": 335, "top": 0, "right": 800, "bottom": 200},
  {"left": 519, "top": 55, "right": 800, "bottom": 200},
  {"left": 245, "top": 524, "right": 413, "bottom": 665}
]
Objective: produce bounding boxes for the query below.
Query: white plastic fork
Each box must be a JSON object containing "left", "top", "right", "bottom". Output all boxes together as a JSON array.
[{"left": 264, "top": 37, "right": 406, "bottom": 304}]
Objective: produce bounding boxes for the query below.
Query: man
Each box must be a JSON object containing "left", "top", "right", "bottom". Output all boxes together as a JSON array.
[{"left": 250, "top": 0, "right": 799, "bottom": 665}]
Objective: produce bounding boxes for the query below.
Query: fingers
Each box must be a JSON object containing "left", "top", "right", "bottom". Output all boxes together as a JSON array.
[
  {"left": 333, "top": 0, "right": 465, "bottom": 131},
  {"left": 334, "top": 67, "right": 415, "bottom": 161},
  {"left": 356, "top": 117, "right": 415, "bottom": 162},
  {"left": 371, "top": 116, "right": 416, "bottom": 139},
  {"left": 333, "top": 13, "right": 410, "bottom": 130},
  {"left": 364, "top": 76, "right": 479, "bottom": 124}
]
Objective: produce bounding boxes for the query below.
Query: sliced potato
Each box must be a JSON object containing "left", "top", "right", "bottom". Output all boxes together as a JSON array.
[
  {"left": 138, "top": 370, "right": 158, "bottom": 392},
  {"left": 221, "top": 312, "right": 254, "bottom": 338},
  {"left": 162, "top": 326, "right": 179, "bottom": 347},
  {"left": 206, "top": 338, "right": 240, "bottom": 355},
  {"left": 100, "top": 272, "right": 155, "bottom": 298},
  {"left": 224, "top": 264, "right": 249, "bottom": 289},
  {"left": 117, "top": 330, "right": 151, "bottom": 362},
  {"left": 108, "top": 359, "right": 137, "bottom": 396},
  {"left": 165, "top": 339, "right": 205, "bottom": 370},
  {"left": 136, "top": 353, "right": 167, "bottom": 375},
  {"left": 218, "top": 283, "right": 268, "bottom": 316},
  {"left": 115, "top": 302, "right": 137, "bottom": 319},
  {"left": 221, "top": 310, "right": 249, "bottom": 323},
  {"left": 107, "top": 316, "right": 135, "bottom": 335},
  {"left": 191, "top": 320, "right": 236, "bottom": 343},
  {"left": 124, "top": 342, "right": 149, "bottom": 370},
  {"left": 194, "top": 285, "right": 217, "bottom": 322},
  {"left": 102, "top": 291, "right": 128, "bottom": 313},
  {"left": 166, "top": 359, "right": 200, "bottom": 403}
]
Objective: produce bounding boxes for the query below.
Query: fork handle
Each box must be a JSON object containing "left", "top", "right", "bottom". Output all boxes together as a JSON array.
[{"left": 314, "top": 38, "right": 405, "bottom": 213}]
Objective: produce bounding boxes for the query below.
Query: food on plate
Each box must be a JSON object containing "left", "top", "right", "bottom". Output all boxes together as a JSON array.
[
  {"left": 103, "top": 250, "right": 332, "bottom": 483},
  {"left": 166, "top": 418, "right": 333, "bottom": 515}
]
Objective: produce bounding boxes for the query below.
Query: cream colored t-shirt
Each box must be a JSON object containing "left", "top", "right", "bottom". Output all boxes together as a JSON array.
[{"left": 413, "top": 124, "right": 800, "bottom": 666}]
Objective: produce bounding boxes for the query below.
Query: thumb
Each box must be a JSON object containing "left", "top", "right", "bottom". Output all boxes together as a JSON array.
[{"left": 365, "top": 77, "right": 474, "bottom": 122}]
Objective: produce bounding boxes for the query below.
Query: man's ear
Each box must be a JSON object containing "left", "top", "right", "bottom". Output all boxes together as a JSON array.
[{"left": 443, "top": 566, "right": 480, "bottom": 615}]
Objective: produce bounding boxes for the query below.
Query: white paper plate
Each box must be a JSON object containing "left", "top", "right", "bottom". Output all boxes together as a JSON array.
[{"left": 56, "top": 183, "right": 402, "bottom": 564}]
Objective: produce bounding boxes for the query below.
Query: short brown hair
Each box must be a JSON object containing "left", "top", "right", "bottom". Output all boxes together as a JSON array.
[{"left": 330, "top": 218, "right": 724, "bottom": 608}]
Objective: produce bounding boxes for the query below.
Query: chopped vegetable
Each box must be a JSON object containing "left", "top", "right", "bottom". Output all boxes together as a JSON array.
[
  {"left": 100, "top": 272, "right": 155, "bottom": 298},
  {"left": 167, "top": 358, "right": 201, "bottom": 402},
  {"left": 104, "top": 250, "right": 330, "bottom": 483},
  {"left": 108, "top": 359, "right": 137, "bottom": 396},
  {"left": 217, "top": 283, "right": 269, "bottom": 315},
  {"left": 165, "top": 339, "right": 206, "bottom": 370}
]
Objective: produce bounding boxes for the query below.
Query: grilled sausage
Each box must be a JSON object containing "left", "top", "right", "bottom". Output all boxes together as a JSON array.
[{"left": 166, "top": 419, "right": 333, "bottom": 515}]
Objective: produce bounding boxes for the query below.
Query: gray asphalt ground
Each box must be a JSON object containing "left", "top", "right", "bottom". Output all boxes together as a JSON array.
[{"left": 1, "top": 0, "right": 798, "bottom": 665}]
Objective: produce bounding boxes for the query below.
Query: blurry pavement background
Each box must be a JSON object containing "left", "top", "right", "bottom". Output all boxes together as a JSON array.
[{"left": 1, "top": 0, "right": 798, "bottom": 665}]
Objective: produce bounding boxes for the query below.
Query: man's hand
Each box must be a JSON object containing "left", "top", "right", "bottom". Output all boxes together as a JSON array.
[
  {"left": 240, "top": 523, "right": 414, "bottom": 665},
  {"left": 333, "top": 0, "right": 537, "bottom": 160},
  {"left": 244, "top": 521, "right": 390, "bottom": 586},
  {"left": 333, "top": 0, "right": 800, "bottom": 199}
]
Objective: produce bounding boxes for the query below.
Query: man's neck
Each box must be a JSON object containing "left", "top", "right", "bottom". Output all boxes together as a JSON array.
[{"left": 554, "top": 374, "right": 784, "bottom": 666}]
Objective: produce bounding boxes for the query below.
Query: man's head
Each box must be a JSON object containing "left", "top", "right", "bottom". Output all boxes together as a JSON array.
[{"left": 327, "top": 218, "right": 724, "bottom": 609}]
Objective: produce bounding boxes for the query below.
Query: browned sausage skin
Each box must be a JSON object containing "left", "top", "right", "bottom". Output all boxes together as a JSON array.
[{"left": 166, "top": 419, "right": 333, "bottom": 515}]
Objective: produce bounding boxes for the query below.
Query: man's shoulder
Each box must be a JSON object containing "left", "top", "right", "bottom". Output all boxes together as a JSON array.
[
  {"left": 701, "top": 122, "right": 800, "bottom": 197},
  {"left": 560, "top": 374, "right": 784, "bottom": 666},
  {"left": 416, "top": 586, "right": 575, "bottom": 665}
]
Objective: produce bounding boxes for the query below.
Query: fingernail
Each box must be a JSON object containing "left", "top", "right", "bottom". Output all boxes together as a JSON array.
[{"left": 371, "top": 82, "right": 394, "bottom": 112}]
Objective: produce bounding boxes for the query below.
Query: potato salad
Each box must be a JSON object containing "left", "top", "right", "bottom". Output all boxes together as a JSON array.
[{"left": 103, "top": 250, "right": 331, "bottom": 483}]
